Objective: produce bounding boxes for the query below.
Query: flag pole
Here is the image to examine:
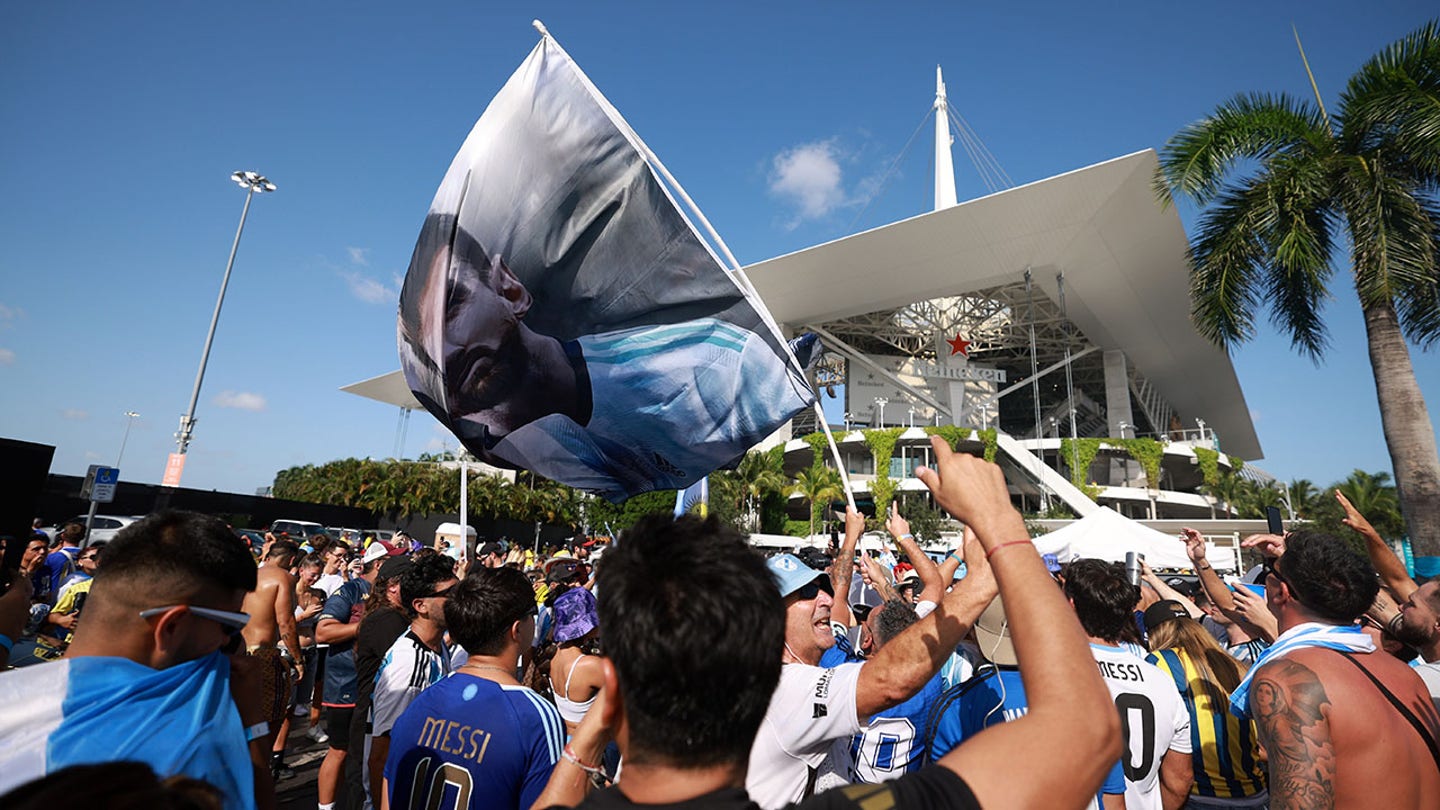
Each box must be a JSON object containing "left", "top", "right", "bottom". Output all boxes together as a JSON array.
[{"left": 532, "top": 20, "right": 855, "bottom": 507}]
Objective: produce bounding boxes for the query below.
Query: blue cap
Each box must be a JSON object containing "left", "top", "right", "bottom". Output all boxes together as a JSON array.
[
  {"left": 1041, "top": 554, "right": 1062, "bottom": 574},
  {"left": 766, "top": 553, "right": 828, "bottom": 599}
]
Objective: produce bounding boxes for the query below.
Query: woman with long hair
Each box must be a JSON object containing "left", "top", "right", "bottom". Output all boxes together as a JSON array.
[{"left": 1143, "top": 601, "right": 1267, "bottom": 809}]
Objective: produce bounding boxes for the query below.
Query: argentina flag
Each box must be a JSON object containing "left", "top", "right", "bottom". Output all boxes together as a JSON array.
[
  {"left": 0, "top": 653, "right": 254, "bottom": 808},
  {"left": 397, "top": 23, "right": 815, "bottom": 502}
]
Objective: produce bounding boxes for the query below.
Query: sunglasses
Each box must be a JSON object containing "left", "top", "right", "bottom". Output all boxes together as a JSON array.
[
  {"left": 1260, "top": 558, "right": 1288, "bottom": 588},
  {"left": 792, "top": 578, "right": 834, "bottom": 601},
  {"left": 139, "top": 604, "right": 251, "bottom": 652},
  {"left": 421, "top": 584, "right": 456, "bottom": 600}
]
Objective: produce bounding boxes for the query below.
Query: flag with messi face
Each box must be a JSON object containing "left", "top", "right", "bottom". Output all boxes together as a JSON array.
[{"left": 398, "top": 26, "right": 814, "bottom": 502}]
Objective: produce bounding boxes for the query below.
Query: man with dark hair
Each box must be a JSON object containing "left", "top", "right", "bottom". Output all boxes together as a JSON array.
[
  {"left": 534, "top": 437, "right": 1123, "bottom": 810},
  {"left": 0, "top": 510, "right": 272, "bottom": 809},
  {"left": 1064, "top": 558, "right": 1192, "bottom": 810},
  {"left": 1233, "top": 530, "right": 1440, "bottom": 808},
  {"left": 242, "top": 539, "right": 305, "bottom": 779},
  {"left": 1390, "top": 581, "right": 1440, "bottom": 707},
  {"left": 366, "top": 555, "right": 457, "bottom": 808},
  {"left": 348, "top": 555, "right": 415, "bottom": 808},
  {"left": 384, "top": 566, "right": 563, "bottom": 810},
  {"left": 315, "top": 544, "right": 387, "bottom": 810}
]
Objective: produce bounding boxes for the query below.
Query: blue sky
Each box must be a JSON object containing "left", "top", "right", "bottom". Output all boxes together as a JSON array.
[{"left": 2, "top": 2, "right": 1436, "bottom": 497}]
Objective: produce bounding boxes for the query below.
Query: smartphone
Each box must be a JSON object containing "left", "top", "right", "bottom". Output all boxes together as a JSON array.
[
  {"left": 1237, "top": 583, "right": 1265, "bottom": 600},
  {"left": 1265, "top": 505, "right": 1283, "bottom": 536}
]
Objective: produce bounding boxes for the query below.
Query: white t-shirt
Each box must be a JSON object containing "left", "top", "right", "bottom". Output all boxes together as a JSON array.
[
  {"left": 1090, "top": 643, "right": 1191, "bottom": 810},
  {"left": 746, "top": 662, "right": 865, "bottom": 810},
  {"left": 1414, "top": 659, "right": 1440, "bottom": 713},
  {"left": 315, "top": 572, "right": 347, "bottom": 598}
]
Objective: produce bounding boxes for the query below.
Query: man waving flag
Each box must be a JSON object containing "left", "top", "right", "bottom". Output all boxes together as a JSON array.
[{"left": 398, "top": 24, "right": 813, "bottom": 501}]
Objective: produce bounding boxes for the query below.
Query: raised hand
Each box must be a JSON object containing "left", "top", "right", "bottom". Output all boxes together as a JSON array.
[
  {"left": 886, "top": 502, "right": 911, "bottom": 541},
  {"left": 1336, "top": 490, "right": 1382, "bottom": 541},
  {"left": 1240, "top": 533, "right": 1286, "bottom": 560},
  {"left": 914, "top": 436, "right": 1022, "bottom": 545},
  {"left": 1179, "top": 527, "right": 1207, "bottom": 563}
]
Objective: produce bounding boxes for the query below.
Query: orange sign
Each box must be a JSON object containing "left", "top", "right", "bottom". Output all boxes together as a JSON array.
[{"left": 162, "top": 453, "right": 186, "bottom": 488}]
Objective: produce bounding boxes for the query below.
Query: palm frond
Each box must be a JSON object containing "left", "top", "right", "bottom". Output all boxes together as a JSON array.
[
  {"left": 1262, "top": 156, "right": 1341, "bottom": 358},
  {"left": 1156, "top": 92, "right": 1331, "bottom": 206},
  {"left": 1337, "top": 154, "right": 1440, "bottom": 317},
  {"left": 1187, "top": 180, "right": 1274, "bottom": 348},
  {"left": 1339, "top": 19, "right": 1440, "bottom": 182},
  {"left": 1391, "top": 192, "right": 1440, "bottom": 347}
]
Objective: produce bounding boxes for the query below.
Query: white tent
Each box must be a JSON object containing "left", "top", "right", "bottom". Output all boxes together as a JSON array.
[{"left": 1032, "top": 507, "right": 1238, "bottom": 572}]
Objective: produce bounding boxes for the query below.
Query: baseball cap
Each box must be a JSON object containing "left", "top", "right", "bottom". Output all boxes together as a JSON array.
[
  {"left": 478, "top": 541, "right": 506, "bottom": 558},
  {"left": 545, "top": 557, "right": 584, "bottom": 583},
  {"left": 553, "top": 587, "right": 599, "bottom": 643},
  {"left": 974, "top": 595, "right": 1017, "bottom": 666},
  {"left": 377, "top": 555, "right": 414, "bottom": 581},
  {"left": 361, "top": 543, "right": 389, "bottom": 564},
  {"left": 766, "top": 554, "right": 830, "bottom": 599},
  {"left": 1143, "top": 600, "right": 1191, "bottom": 634},
  {"left": 896, "top": 569, "right": 921, "bottom": 591},
  {"left": 1041, "top": 553, "right": 1062, "bottom": 574}
]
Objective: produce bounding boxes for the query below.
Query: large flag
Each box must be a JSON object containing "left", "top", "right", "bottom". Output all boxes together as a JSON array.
[
  {"left": 0, "top": 652, "right": 254, "bottom": 809},
  {"left": 398, "top": 30, "right": 814, "bottom": 502},
  {"left": 675, "top": 476, "right": 709, "bottom": 518}
]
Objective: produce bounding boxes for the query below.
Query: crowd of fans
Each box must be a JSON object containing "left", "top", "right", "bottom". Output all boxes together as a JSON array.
[{"left": 1, "top": 437, "right": 1437, "bottom": 809}]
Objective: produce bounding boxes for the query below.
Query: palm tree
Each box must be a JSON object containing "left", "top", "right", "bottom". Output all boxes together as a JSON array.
[
  {"left": 1156, "top": 22, "right": 1440, "bottom": 555},
  {"left": 1202, "top": 470, "right": 1249, "bottom": 518},
  {"left": 734, "top": 450, "right": 789, "bottom": 532},
  {"left": 789, "top": 467, "right": 844, "bottom": 539},
  {"left": 1287, "top": 478, "right": 1321, "bottom": 519},
  {"left": 1336, "top": 469, "right": 1405, "bottom": 539}
]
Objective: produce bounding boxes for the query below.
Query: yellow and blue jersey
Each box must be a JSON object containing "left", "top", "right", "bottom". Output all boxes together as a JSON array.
[{"left": 1146, "top": 648, "right": 1266, "bottom": 799}]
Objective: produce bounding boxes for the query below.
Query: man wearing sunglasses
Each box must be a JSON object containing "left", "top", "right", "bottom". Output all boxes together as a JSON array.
[
  {"left": 1232, "top": 530, "right": 1440, "bottom": 809},
  {"left": 747, "top": 501, "right": 999, "bottom": 809},
  {"left": 0, "top": 510, "right": 271, "bottom": 810},
  {"left": 366, "top": 555, "right": 460, "bottom": 809}
]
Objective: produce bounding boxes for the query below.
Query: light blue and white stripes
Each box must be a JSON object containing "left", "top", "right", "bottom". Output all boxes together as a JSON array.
[{"left": 1229, "top": 622, "right": 1374, "bottom": 719}]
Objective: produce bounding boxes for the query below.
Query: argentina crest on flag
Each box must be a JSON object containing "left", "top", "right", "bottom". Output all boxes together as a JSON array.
[{"left": 397, "top": 23, "right": 815, "bottom": 502}]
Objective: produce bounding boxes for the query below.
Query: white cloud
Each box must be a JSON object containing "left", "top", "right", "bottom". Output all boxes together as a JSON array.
[
  {"left": 84, "top": 450, "right": 103, "bottom": 460},
  {"left": 61, "top": 408, "right": 88, "bottom": 420},
  {"left": 346, "top": 246, "right": 371, "bottom": 266},
  {"left": 0, "top": 347, "right": 13, "bottom": 365},
  {"left": 342, "top": 271, "right": 399, "bottom": 305},
  {"left": 214, "top": 390, "right": 267, "bottom": 411},
  {"left": 769, "top": 140, "right": 847, "bottom": 228},
  {"left": 0, "top": 303, "right": 21, "bottom": 328}
]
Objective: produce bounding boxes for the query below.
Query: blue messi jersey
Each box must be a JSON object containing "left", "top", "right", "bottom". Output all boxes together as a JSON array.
[
  {"left": 929, "top": 668, "right": 1124, "bottom": 806},
  {"left": 820, "top": 631, "right": 943, "bottom": 783},
  {"left": 384, "top": 674, "right": 564, "bottom": 810}
]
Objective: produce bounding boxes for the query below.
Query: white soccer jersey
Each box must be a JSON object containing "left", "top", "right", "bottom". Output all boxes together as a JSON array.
[
  {"left": 1090, "top": 643, "right": 1191, "bottom": 810},
  {"left": 746, "top": 662, "right": 864, "bottom": 810},
  {"left": 370, "top": 630, "right": 453, "bottom": 737}
]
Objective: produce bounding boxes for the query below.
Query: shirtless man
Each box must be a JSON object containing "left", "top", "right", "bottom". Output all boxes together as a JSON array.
[
  {"left": 1238, "top": 530, "right": 1440, "bottom": 809},
  {"left": 241, "top": 539, "right": 304, "bottom": 771}
]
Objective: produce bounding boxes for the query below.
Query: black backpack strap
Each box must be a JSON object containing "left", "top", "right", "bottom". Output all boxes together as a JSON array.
[{"left": 1333, "top": 650, "right": 1440, "bottom": 774}]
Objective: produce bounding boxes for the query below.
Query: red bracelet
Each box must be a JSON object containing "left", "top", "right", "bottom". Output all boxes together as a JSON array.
[{"left": 985, "top": 539, "right": 1032, "bottom": 559}]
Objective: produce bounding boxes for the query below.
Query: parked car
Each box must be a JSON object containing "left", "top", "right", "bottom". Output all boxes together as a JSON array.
[
  {"left": 40, "top": 515, "right": 144, "bottom": 546},
  {"left": 268, "top": 520, "right": 328, "bottom": 541}
]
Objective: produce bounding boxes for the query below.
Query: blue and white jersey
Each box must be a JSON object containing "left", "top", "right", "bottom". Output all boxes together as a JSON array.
[
  {"left": 384, "top": 674, "right": 564, "bottom": 810},
  {"left": 929, "top": 667, "right": 1125, "bottom": 809},
  {"left": 484, "top": 319, "right": 811, "bottom": 501},
  {"left": 0, "top": 652, "right": 254, "bottom": 809},
  {"left": 819, "top": 634, "right": 943, "bottom": 784},
  {"left": 371, "top": 630, "right": 453, "bottom": 737}
]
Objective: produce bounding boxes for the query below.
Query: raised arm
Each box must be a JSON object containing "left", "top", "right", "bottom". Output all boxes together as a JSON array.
[
  {"left": 1140, "top": 558, "right": 1202, "bottom": 618},
  {"left": 852, "top": 527, "right": 996, "bottom": 718},
  {"left": 886, "top": 503, "right": 944, "bottom": 603},
  {"left": 830, "top": 507, "right": 864, "bottom": 628},
  {"left": 917, "top": 437, "right": 1123, "bottom": 809},
  {"left": 1182, "top": 527, "right": 1236, "bottom": 613},
  {"left": 858, "top": 551, "right": 901, "bottom": 604},
  {"left": 1338, "top": 490, "right": 1417, "bottom": 600}
]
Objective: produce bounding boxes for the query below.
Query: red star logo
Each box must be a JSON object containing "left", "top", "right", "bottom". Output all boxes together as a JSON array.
[{"left": 946, "top": 334, "right": 971, "bottom": 357}]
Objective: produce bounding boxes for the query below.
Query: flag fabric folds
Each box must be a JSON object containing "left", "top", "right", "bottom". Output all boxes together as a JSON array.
[
  {"left": 0, "top": 652, "right": 255, "bottom": 809},
  {"left": 397, "top": 32, "right": 814, "bottom": 502}
]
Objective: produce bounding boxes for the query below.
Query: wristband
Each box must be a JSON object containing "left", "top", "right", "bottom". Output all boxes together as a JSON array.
[
  {"left": 244, "top": 721, "right": 270, "bottom": 742},
  {"left": 1197, "top": 563, "right": 1211, "bottom": 570},
  {"left": 0, "top": 633, "right": 12, "bottom": 653},
  {"left": 899, "top": 533, "right": 914, "bottom": 541},
  {"left": 562, "top": 743, "right": 606, "bottom": 776},
  {"left": 985, "top": 539, "right": 1032, "bottom": 560},
  {"left": 948, "top": 552, "right": 963, "bottom": 564}
]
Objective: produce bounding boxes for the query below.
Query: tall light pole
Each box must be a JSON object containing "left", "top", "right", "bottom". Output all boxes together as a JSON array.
[
  {"left": 117, "top": 410, "right": 140, "bottom": 467},
  {"left": 166, "top": 171, "right": 276, "bottom": 487}
]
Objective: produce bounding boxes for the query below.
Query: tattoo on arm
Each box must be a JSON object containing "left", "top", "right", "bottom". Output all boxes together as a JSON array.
[{"left": 1251, "top": 659, "right": 1335, "bottom": 810}]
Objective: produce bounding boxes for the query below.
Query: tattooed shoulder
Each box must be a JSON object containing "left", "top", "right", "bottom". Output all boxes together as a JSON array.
[{"left": 1251, "top": 658, "right": 1335, "bottom": 810}]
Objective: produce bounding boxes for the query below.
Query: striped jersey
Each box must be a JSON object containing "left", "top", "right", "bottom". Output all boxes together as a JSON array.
[
  {"left": 384, "top": 673, "right": 564, "bottom": 810},
  {"left": 371, "top": 629, "right": 453, "bottom": 737},
  {"left": 1146, "top": 648, "right": 1266, "bottom": 799}
]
